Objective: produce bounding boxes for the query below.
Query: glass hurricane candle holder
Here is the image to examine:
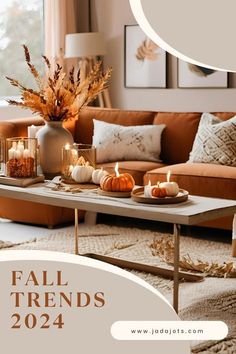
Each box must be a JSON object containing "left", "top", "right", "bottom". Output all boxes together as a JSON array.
[
  {"left": 0, "top": 135, "right": 5, "bottom": 175},
  {"left": 6, "top": 138, "right": 37, "bottom": 178},
  {"left": 62, "top": 143, "right": 96, "bottom": 182}
]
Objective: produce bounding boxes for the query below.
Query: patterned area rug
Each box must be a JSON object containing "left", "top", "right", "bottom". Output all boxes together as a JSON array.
[{"left": 0, "top": 224, "right": 235, "bottom": 354}]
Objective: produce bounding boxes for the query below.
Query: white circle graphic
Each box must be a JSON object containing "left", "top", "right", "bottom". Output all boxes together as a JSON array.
[{"left": 129, "top": 0, "right": 236, "bottom": 72}]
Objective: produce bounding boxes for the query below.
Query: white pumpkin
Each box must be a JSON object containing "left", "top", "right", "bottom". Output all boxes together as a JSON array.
[
  {"left": 92, "top": 168, "right": 109, "bottom": 185},
  {"left": 71, "top": 165, "right": 94, "bottom": 183}
]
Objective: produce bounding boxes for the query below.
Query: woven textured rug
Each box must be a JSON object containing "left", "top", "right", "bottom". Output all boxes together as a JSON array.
[{"left": 1, "top": 224, "right": 235, "bottom": 354}]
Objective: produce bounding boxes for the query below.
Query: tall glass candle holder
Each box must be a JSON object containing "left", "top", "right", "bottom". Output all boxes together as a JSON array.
[
  {"left": 62, "top": 144, "right": 96, "bottom": 182},
  {"left": 0, "top": 135, "right": 5, "bottom": 175},
  {"left": 6, "top": 138, "right": 37, "bottom": 178}
]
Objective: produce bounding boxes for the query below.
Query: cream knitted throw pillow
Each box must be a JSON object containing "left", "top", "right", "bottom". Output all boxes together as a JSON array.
[
  {"left": 93, "top": 119, "right": 166, "bottom": 163},
  {"left": 189, "top": 113, "right": 236, "bottom": 166}
]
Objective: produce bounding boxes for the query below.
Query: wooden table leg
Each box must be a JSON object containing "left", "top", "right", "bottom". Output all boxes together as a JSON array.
[
  {"left": 74, "top": 209, "right": 79, "bottom": 255},
  {"left": 232, "top": 214, "right": 236, "bottom": 257},
  {"left": 232, "top": 240, "right": 236, "bottom": 258},
  {"left": 173, "top": 224, "right": 180, "bottom": 314}
]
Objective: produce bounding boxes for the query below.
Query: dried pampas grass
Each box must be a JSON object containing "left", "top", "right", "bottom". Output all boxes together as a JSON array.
[
  {"left": 150, "top": 237, "right": 236, "bottom": 278},
  {"left": 6, "top": 45, "right": 112, "bottom": 122}
]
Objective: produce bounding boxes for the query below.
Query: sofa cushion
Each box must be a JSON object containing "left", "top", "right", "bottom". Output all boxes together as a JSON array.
[
  {"left": 144, "top": 163, "right": 236, "bottom": 200},
  {"left": 153, "top": 112, "right": 236, "bottom": 165},
  {"left": 93, "top": 119, "right": 165, "bottom": 163},
  {"left": 153, "top": 113, "right": 201, "bottom": 164},
  {"left": 189, "top": 113, "right": 236, "bottom": 166},
  {"left": 76, "top": 107, "right": 155, "bottom": 144},
  {"left": 98, "top": 161, "right": 166, "bottom": 186}
]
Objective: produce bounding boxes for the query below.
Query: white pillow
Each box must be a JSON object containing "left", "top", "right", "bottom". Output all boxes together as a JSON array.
[
  {"left": 92, "top": 119, "right": 165, "bottom": 163},
  {"left": 189, "top": 112, "right": 236, "bottom": 166}
]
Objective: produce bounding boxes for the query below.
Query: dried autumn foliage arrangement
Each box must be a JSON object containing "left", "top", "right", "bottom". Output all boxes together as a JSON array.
[
  {"left": 150, "top": 237, "right": 236, "bottom": 278},
  {"left": 6, "top": 45, "right": 112, "bottom": 122}
]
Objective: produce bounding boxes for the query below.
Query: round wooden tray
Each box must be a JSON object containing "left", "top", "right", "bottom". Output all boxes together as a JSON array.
[
  {"left": 131, "top": 187, "right": 189, "bottom": 204},
  {"left": 97, "top": 188, "right": 131, "bottom": 198}
]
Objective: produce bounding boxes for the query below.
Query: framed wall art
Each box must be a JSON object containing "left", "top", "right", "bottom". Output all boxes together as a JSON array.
[
  {"left": 178, "top": 59, "right": 228, "bottom": 88},
  {"left": 125, "top": 24, "right": 167, "bottom": 88}
]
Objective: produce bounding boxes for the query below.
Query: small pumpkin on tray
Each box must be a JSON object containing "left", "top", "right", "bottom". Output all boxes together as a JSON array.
[
  {"left": 100, "top": 173, "right": 135, "bottom": 192},
  {"left": 71, "top": 156, "right": 94, "bottom": 183},
  {"left": 92, "top": 168, "right": 109, "bottom": 185},
  {"left": 98, "top": 163, "right": 135, "bottom": 197},
  {"left": 151, "top": 187, "right": 167, "bottom": 198}
]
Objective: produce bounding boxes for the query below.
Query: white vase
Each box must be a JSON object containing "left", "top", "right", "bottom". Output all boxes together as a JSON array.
[{"left": 36, "top": 121, "right": 74, "bottom": 177}]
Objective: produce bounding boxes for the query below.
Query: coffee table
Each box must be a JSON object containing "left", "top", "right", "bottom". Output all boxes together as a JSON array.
[{"left": 0, "top": 182, "right": 236, "bottom": 313}]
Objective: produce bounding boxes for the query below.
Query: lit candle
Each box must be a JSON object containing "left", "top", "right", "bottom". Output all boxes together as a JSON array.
[
  {"left": 28, "top": 125, "right": 37, "bottom": 139},
  {"left": 159, "top": 171, "right": 179, "bottom": 197},
  {"left": 23, "top": 149, "right": 30, "bottom": 159},
  {"left": 17, "top": 141, "right": 24, "bottom": 158},
  {"left": 8, "top": 147, "right": 16, "bottom": 160},
  {"left": 71, "top": 149, "right": 78, "bottom": 163},
  {"left": 15, "top": 150, "right": 22, "bottom": 160},
  {"left": 72, "top": 149, "right": 78, "bottom": 156},
  {"left": 28, "top": 126, "right": 38, "bottom": 158},
  {"left": 144, "top": 180, "right": 154, "bottom": 198},
  {"left": 114, "top": 162, "right": 120, "bottom": 177}
]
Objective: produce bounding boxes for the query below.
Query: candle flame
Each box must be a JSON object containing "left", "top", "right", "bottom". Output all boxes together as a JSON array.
[
  {"left": 115, "top": 162, "right": 120, "bottom": 177},
  {"left": 148, "top": 180, "right": 151, "bottom": 187},
  {"left": 71, "top": 148, "right": 78, "bottom": 156},
  {"left": 65, "top": 143, "right": 70, "bottom": 150},
  {"left": 167, "top": 171, "right": 171, "bottom": 183}
]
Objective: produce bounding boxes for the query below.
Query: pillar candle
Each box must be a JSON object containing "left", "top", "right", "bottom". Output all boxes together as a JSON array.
[
  {"left": 23, "top": 149, "right": 30, "bottom": 159},
  {"left": 15, "top": 150, "right": 22, "bottom": 160},
  {"left": 9, "top": 148, "right": 16, "bottom": 160},
  {"left": 28, "top": 125, "right": 37, "bottom": 139},
  {"left": 144, "top": 181, "right": 154, "bottom": 198},
  {"left": 17, "top": 142, "right": 24, "bottom": 158}
]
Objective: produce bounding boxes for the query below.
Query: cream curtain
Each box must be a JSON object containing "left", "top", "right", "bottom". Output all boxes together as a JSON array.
[
  {"left": 44, "top": 0, "right": 82, "bottom": 72},
  {"left": 44, "top": 0, "right": 112, "bottom": 107}
]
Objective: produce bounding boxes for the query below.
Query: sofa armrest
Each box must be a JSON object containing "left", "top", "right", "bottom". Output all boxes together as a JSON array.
[
  {"left": 0, "top": 117, "right": 44, "bottom": 138},
  {"left": 0, "top": 117, "right": 77, "bottom": 139},
  {"left": 0, "top": 121, "right": 16, "bottom": 139}
]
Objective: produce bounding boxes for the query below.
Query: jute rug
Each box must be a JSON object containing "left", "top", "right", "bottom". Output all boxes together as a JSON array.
[{"left": 0, "top": 224, "right": 235, "bottom": 354}]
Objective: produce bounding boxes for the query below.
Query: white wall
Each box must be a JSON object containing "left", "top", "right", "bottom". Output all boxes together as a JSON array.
[
  {"left": 0, "top": 102, "right": 34, "bottom": 121},
  {"left": 91, "top": 0, "right": 236, "bottom": 112}
]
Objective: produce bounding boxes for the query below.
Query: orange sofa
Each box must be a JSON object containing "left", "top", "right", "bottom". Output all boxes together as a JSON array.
[{"left": 0, "top": 107, "right": 235, "bottom": 230}]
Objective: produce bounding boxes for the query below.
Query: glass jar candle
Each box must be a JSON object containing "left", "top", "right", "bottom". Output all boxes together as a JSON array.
[
  {"left": 61, "top": 144, "right": 96, "bottom": 182},
  {"left": 6, "top": 138, "right": 37, "bottom": 178},
  {"left": 0, "top": 135, "right": 5, "bottom": 175}
]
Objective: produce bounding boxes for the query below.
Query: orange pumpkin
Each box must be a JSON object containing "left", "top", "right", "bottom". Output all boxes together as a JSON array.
[
  {"left": 100, "top": 173, "right": 135, "bottom": 192},
  {"left": 152, "top": 187, "right": 167, "bottom": 198}
]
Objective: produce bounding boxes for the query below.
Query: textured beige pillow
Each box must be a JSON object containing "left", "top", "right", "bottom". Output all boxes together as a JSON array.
[
  {"left": 189, "top": 113, "right": 236, "bottom": 166},
  {"left": 92, "top": 119, "right": 166, "bottom": 163}
]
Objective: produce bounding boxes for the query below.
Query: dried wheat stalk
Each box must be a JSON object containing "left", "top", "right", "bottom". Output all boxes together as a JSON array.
[
  {"left": 104, "top": 241, "right": 138, "bottom": 255},
  {"left": 6, "top": 45, "right": 112, "bottom": 122},
  {"left": 150, "top": 237, "right": 236, "bottom": 278}
]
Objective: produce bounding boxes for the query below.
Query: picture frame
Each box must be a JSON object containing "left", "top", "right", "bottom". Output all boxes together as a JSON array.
[
  {"left": 124, "top": 24, "right": 167, "bottom": 88},
  {"left": 178, "top": 59, "right": 228, "bottom": 88}
]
